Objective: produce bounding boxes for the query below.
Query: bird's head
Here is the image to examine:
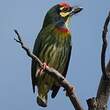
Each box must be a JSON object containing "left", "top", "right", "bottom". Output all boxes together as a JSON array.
[{"left": 43, "top": 2, "right": 83, "bottom": 28}]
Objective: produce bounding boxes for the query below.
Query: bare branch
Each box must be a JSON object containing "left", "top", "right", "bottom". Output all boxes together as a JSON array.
[
  {"left": 87, "top": 11, "right": 110, "bottom": 110},
  {"left": 96, "top": 11, "right": 110, "bottom": 110},
  {"left": 14, "top": 29, "right": 43, "bottom": 67},
  {"left": 101, "top": 11, "right": 110, "bottom": 79},
  {"left": 14, "top": 29, "right": 84, "bottom": 110}
]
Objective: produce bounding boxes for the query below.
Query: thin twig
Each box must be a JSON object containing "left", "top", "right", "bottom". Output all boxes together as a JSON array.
[
  {"left": 14, "top": 29, "right": 84, "bottom": 110},
  {"left": 101, "top": 11, "right": 110, "bottom": 79},
  {"left": 14, "top": 29, "right": 43, "bottom": 67}
]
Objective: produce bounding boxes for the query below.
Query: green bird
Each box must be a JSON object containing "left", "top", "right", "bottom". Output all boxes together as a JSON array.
[{"left": 31, "top": 2, "right": 83, "bottom": 107}]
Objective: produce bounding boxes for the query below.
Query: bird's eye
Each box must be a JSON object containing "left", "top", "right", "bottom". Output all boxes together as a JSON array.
[
  {"left": 59, "top": 6, "right": 72, "bottom": 17},
  {"left": 61, "top": 7, "right": 72, "bottom": 12}
]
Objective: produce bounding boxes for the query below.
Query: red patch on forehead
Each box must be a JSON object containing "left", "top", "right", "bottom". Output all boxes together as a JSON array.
[{"left": 59, "top": 2, "right": 71, "bottom": 8}]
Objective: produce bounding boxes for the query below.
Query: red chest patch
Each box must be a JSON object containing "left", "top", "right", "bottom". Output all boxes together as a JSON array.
[{"left": 57, "top": 27, "right": 69, "bottom": 33}]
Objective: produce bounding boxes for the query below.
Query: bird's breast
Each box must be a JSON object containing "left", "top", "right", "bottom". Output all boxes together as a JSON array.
[
  {"left": 56, "top": 27, "right": 69, "bottom": 33},
  {"left": 53, "top": 26, "right": 70, "bottom": 38}
]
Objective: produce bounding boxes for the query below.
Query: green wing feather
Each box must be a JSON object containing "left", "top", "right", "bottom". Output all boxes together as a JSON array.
[{"left": 31, "top": 25, "right": 55, "bottom": 93}]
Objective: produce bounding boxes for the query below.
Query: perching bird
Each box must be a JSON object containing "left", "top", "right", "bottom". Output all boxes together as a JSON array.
[{"left": 31, "top": 2, "right": 83, "bottom": 107}]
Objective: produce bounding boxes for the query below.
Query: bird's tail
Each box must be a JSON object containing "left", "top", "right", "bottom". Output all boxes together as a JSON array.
[
  {"left": 36, "top": 72, "right": 55, "bottom": 107},
  {"left": 37, "top": 82, "right": 50, "bottom": 107},
  {"left": 37, "top": 94, "right": 47, "bottom": 107}
]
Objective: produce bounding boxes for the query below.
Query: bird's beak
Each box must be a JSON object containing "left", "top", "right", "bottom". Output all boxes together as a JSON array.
[{"left": 70, "top": 6, "right": 83, "bottom": 16}]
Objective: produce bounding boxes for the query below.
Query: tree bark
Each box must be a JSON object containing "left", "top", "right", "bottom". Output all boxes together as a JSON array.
[{"left": 96, "top": 60, "right": 110, "bottom": 110}]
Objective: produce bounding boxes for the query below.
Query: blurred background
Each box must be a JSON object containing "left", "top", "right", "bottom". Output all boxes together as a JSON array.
[{"left": 0, "top": 0, "right": 110, "bottom": 110}]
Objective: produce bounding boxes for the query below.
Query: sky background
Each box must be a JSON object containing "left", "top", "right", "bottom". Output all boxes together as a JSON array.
[{"left": 0, "top": 0, "right": 110, "bottom": 110}]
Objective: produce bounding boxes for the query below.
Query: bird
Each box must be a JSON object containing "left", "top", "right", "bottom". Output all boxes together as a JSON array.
[{"left": 31, "top": 2, "right": 83, "bottom": 107}]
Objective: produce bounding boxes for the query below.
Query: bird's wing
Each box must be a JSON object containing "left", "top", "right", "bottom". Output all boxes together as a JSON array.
[
  {"left": 63, "top": 45, "right": 72, "bottom": 77},
  {"left": 51, "top": 45, "right": 72, "bottom": 98},
  {"left": 31, "top": 31, "right": 41, "bottom": 93},
  {"left": 31, "top": 25, "right": 55, "bottom": 93}
]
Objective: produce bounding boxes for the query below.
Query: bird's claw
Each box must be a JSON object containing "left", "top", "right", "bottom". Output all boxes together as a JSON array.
[
  {"left": 41, "top": 63, "right": 48, "bottom": 70},
  {"left": 37, "top": 63, "right": 48, "bottom": 76}
]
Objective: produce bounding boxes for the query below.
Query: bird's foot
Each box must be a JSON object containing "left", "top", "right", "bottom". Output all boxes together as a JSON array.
[
  {"left": 41, "top": 62, "right": 48, "bottom": 70},
  {"left": 37, "top": 63, "right": 48, "bottom": 76}
]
